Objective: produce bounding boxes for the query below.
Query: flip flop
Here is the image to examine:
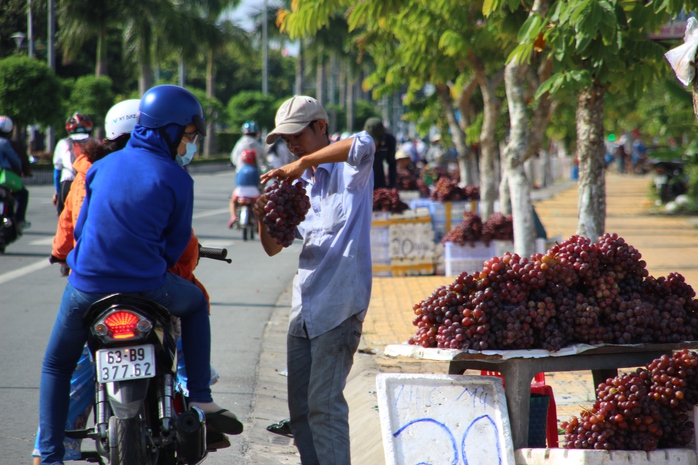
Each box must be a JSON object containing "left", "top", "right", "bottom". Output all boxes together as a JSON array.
[
  {"left": 205, "top": 409, "right": 243, "bottom": 435},
  {"left": 266, "top": 418, "right": 293, "bottom": 437}
]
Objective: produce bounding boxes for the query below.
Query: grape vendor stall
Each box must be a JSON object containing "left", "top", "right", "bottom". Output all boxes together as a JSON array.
[{"left": 385, "top": 341, "right": 698, "bottom": 450}]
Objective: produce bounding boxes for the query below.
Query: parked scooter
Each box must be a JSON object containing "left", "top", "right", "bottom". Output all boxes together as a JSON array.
[
  {"left": 0, "top": 185, "right": 20, "bottom": 253},
  {"left": 67, "top": 247, "right": 232, "bottom": 465},
  {"left": 229, "top": 149, "right": 261, "bottom": 242},
  {"left": 650, "top": 159, "right": 688, "bottom": 204}
]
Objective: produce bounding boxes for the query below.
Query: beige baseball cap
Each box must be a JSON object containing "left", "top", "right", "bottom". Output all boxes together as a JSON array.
[{"left": 266, "top": 96, "right": 328, "bottom": 144}]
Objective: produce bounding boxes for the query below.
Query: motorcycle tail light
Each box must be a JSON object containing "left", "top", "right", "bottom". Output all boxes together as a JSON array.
[{"left": 102, "top": 311, "right": 141, "bottom": 340}]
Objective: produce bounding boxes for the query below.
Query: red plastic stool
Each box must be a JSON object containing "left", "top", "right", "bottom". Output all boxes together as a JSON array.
[{"left": 481, "top": 371, "right": 558, "bottom": 447}]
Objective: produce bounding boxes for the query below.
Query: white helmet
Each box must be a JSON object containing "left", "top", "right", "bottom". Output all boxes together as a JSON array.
[
  {"left": 105, "top": 99, "right": 140, "bottom": 140},
  {"left": 0, "top": 116, "right": 14, "bottom": 134}
]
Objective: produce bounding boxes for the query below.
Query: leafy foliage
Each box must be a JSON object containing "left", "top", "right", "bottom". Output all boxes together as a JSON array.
[
  {"left": 226, "top": 90, "right": 279, "bottom": 131},
  {"left": 66, "top": 75, "right": 115, "bottom": 129},
  {"left": 0, "top": 56, "right": 64, "bottom": 128}
]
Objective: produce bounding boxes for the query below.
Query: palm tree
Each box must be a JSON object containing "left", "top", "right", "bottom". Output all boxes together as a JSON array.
[
  {"left": 188, "top": 0, "right": 248, "bottom": 156},
  {"left": 56, "top": 0, "right": 121, "bottom": 77}
]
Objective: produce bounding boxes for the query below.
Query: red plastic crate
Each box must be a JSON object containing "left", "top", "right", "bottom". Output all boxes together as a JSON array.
[{"left": 481, "top": 371, "right": 558, "bottom": 448}]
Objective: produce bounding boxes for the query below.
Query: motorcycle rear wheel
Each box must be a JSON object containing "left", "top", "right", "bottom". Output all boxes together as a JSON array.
[{"left": 109, "top": 416, "right": 148, "bottom": 465}]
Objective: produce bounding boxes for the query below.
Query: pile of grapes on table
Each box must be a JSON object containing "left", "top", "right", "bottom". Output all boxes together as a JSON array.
[
  {"left": 430, "top": 177, "right": 480, "bottom": 202},
  {"left": 262, "top": 180, "right": 310, "bottom": 247},
  {"left": 442, "top": 212, "right": 513, "bottom": 246},
  {"left": 563, "top": 350, "right": 698, "bottom": 451},
  {"left": 409, "top": 233, "right": 698, "bottom": 351},
  {"left": 373, "top": 188, "right": 409, "bottom": 214}
]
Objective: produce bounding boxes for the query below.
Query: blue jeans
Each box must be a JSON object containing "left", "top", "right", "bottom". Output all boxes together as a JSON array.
[
  {"left": 39, "top": 273, "right": 211, "bottom": 464},
  {"left": 287, "top": 315, "right": 362, "bottom": 465}
]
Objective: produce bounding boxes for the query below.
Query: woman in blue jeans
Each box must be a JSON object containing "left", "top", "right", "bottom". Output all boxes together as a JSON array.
[{"left": 38, "top": 86, "right": 241, "bottom": 465}]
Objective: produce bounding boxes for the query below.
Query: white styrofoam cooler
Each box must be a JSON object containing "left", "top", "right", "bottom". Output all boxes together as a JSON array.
[
  {"left": 515, "top": 448, "right": 697, "bottom": 465},
  {"left": 443, "top": 241, "right": 494, "bottom": 276}
]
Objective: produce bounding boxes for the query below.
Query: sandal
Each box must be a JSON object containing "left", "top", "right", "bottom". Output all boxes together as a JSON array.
[
  {"left": 205, "top": 409, "right": 243, "bottom": 435},
  {"left": 266, "top": 418, "right": 293, "bottom": 437}
]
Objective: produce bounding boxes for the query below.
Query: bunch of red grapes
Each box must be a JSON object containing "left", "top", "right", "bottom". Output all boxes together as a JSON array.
[
  {"left": 396, "top": 168, "right": 419, "bottom": 190},
  {"left": 442, "top": 212, "right": 513, "bottom": 246},
  {"left": 442, "top": 212, "right": 484, "bottom": 246},
  {"left": 262, "top": 179, "right": 310, "bottom": 247},
  {"left": 408, "top": 233, "right": 698, "bottom": 351},
  {"left": 430, "top": 177, "right": 464, "bottom": 201},
  {"left": 373, "top": 188, "right": 409, "bottom": 214},
  {"left": 481, "top": 212, "right": 513, "bottom": 242},
  {"left": 562, "top": 350, "right": 698, "bottom": 451}
]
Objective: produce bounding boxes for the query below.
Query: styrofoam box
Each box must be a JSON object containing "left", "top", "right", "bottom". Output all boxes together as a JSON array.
[
  {"left": 493, "top": 240, "right": 515, "bottom": 256},
  {"left": 444, "top": 241, "right": 494, "bottom": 260},
  {"left": 445, "top": 258, "right": 486, "bottom": 276},
  {"left": 371, "top": 226, "right": 390, "bottom": 245},
  {"left": 397, "top": 190, "right": 422, "bottom": 200},
  {"left": 372, "top": 242, "right": 390, "bottom": 262},
  {"left": 515, "top": 448, "right": 697, "bottom": 465}
]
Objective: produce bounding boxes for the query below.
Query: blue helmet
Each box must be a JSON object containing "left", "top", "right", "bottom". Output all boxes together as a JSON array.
[
  {"left": 138, "top": 85, "right": 206, "bottom": 136},
  {"left": 242, "top": 120, "right": 259, "bottom": 135}
]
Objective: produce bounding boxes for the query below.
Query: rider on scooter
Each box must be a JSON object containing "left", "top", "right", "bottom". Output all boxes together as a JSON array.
[
  {"left": 228, "top": 148, "right": 261, "bottom": 228},
  {"left": 38, "top": 85, "right": 241, "bottom": 465}
]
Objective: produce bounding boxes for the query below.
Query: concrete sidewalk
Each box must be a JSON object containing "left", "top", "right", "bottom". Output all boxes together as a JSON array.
[{"left": 248, "top": 173, "right": 698, "bottom": 464}]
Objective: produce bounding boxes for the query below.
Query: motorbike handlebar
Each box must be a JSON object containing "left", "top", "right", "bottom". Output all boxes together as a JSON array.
[{"left": 199, "top": 246, "right": 232, "bottom": 264}]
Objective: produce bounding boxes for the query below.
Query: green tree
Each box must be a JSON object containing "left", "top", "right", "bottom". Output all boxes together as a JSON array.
[
  {"left": 226, "top": 90, "right": 278, "bottom": 132},
  {"left": 499, "top": 0, "right": 684, "bottom": 240},
  {"left": 66, "top": 75, "right": 115, "bottom": 132},
  {"left": 0, "top": 56, "right": 64, "bottom": 129},
  {"left": 56, "top": 0, "right": 121, "bottom": 77}
]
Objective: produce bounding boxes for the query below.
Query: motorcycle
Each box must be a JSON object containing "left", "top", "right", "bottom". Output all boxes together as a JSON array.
[
  {"left": 67, "top": 247, "right": 232, "bottom": 465},
  {"left": 0, "top": 185, "right": 20, "bottom": 254},
  {"left": 650, "top": 159, "right": 688, "bottom": 204},
  {"left": 231, "top": 186, "right": 260, "bottom": 242}
]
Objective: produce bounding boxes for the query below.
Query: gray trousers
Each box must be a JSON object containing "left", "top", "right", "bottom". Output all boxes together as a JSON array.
[{"left": 287, "top": 315, "right": 363, "bottom": 465}]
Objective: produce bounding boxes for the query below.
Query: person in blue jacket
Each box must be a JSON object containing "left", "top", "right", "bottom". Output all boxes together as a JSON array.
[
  {"left": 38, "top": 85, "right": 241, "bottom": 465},
  {"left": 228, "top": 148, "right": 261, "bottom": 227}
]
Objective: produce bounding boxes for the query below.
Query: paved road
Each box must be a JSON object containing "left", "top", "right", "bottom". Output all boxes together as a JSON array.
[{"left": 0, "top": 169, "right": 300, "bottom": 464}]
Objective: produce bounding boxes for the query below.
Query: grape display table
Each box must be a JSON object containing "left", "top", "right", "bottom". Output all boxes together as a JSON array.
[{"left": 384, "top": 342, "right": 698, "bottom": 450}]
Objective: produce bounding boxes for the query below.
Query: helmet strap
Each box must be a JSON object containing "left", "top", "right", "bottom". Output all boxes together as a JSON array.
[{"left": 159, "top": 126, "right": 185, "bottom": 159}]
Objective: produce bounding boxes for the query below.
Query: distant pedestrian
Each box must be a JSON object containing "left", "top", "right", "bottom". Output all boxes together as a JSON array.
[{"left": 364, "top": 117, "right": 397, "bottom": 189}]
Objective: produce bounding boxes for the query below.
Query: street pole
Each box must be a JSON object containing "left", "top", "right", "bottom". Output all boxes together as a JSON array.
[
  {"left": 47, "top": 0, "right": 56, "bottom": 152},
  {"left": 27, "top": 0, "right": 35, "bottom": 151},
  {"left": 262, "top": 0, "right": 268, "bottom": 96},
  {"left": 27, "top": 0, "right": 33, "bottom": 59}
]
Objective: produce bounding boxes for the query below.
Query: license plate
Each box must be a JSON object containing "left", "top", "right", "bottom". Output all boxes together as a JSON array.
[
  {"left": 655, "top": 174, "right": 668, "bottom": 184},
  {"left": 96, "top": 345, "right": 155, "bottom": 383}
]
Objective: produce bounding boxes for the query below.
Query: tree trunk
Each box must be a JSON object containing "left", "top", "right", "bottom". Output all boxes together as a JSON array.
[
  {"left": 474, "top": 63, "right": 501, "bottom": 221},
  {"left": 96, "top": 26, "right": 108, "bottom": 77},
  {"left": 204, "top": 47, "right": 216, "bottom": 158},
  {"left": 347, "top": 78, "right": 355, "bottom": 133},
  {"left": 295, "top": 40, "right": 304, "bottom": 95},
  {"left": 139, "top": 62, "right": 153, "bottom": 96},
  {"left": 316, "top": 53, "right": 325, "bottom": 104},
  {"left": 503, "top": 60, "right": 535, "bottom": 257},
  {"left": 499, "top": 140, "right": 511, "bottom": 215},
  {"left": 575, "top": 82, "right": 606, "bottom": 240},
  {"left": 435, "top": 83, "right": 473, "bottom": 185}
]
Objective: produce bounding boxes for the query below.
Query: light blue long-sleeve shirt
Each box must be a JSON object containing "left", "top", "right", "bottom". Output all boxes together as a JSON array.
[{"left": 289, "top": 131, "right": 375, "bottom": 339}]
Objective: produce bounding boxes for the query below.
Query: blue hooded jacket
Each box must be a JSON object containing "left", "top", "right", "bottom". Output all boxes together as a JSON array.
[{"left": 67, "top": 124, "right": 193, "bottom": 293}]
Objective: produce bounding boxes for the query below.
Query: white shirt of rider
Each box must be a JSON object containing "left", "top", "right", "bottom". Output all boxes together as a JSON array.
[{"left": 53, "top": 135, "right": 88, "bottom": 183}]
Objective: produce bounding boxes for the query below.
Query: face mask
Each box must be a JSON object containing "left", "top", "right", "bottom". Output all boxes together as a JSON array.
[{"left": 176, "top": 142, "right": 197, "bottom": 166}]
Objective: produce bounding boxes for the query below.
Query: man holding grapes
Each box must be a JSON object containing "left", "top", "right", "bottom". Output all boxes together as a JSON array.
[{"left": 253, "top": 95, "right": 375, "bottom": 465}]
